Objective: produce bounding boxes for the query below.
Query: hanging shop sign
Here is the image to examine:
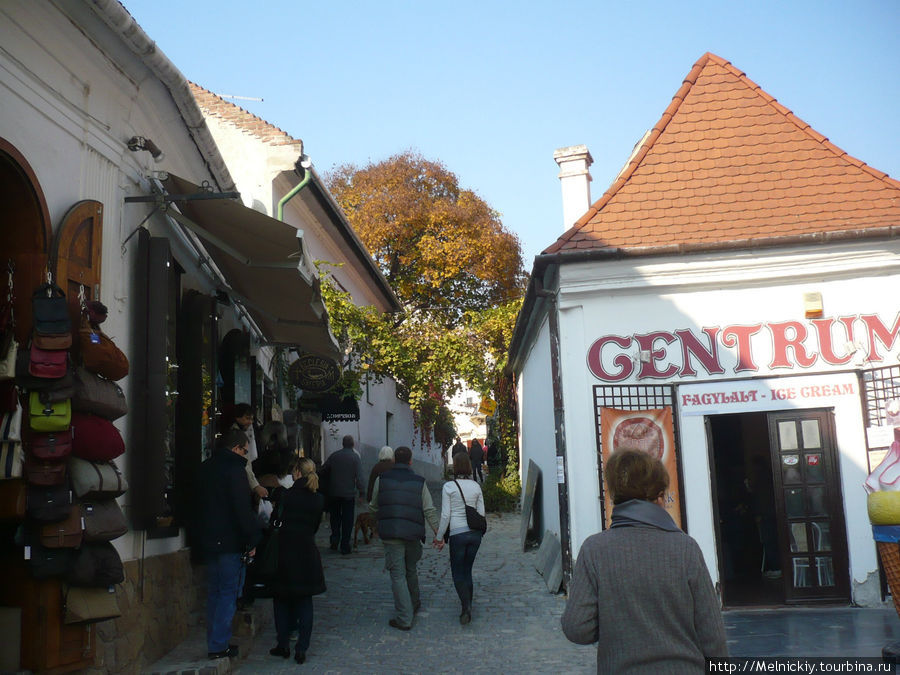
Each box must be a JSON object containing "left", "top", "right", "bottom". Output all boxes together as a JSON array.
[
  {"left": 478, "top": 398, "right": 497, "bottom": 416},
  {"left": 288, "top": 354, "right": 340, "bottom": 392},
  {"left": 600, "top": 407, "right": 682, "bottom": 530}
]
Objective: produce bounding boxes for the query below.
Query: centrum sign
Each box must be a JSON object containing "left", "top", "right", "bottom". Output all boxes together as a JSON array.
[
  {"left": 288, "top": 355, "right": 340, "bottom": 392},
  {"left": 586, "top": 313, "right": 900, "bottom": 382}
]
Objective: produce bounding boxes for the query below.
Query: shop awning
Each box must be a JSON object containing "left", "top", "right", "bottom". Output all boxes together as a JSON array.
[{"left": 161, "top": 174, "right": 340, "bottom": 360}]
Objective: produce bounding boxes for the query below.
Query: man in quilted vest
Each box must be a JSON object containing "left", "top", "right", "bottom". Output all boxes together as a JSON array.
[{"left": 368, "top": 445, "right": 439, "bottom": 630}]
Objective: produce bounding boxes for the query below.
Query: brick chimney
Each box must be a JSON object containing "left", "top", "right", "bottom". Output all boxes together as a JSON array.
[{"left": 553, "top": 145, "right": 593, "bottom": 231}]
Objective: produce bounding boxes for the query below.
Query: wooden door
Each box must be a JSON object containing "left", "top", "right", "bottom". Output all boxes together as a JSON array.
[
  {"left": 52, "top": 200, "right": 103, "bottom": 328},
  {"left": 767, "top": 410, "right": 851, "bottom": 602}
]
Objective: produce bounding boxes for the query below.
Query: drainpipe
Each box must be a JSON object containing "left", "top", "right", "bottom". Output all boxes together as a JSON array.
[
  {"left": 535, "top": 274, "right": 573, "bottom": 586},
  {"left": 277, "top": 163, "right": 312, "bottom": 222}
]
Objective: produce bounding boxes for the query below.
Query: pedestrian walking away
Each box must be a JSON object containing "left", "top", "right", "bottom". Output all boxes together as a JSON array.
[
  {"left": 196, "top": 429, "right": 261, "bottom": 660},
  {"left": 320, "top": 435, "right": 365, "bottom": 555},
  {"left": 268, "top": 457, "right": 326, "bottom": 665},
  {"left": 369, "top": 445, "right": 440, "bottom": 631},
  {"left": 560, "top": 449, "right": 727, "bottom": 672},
  {"left": 434, "top": 452, "right": 485, "bottom": 625},
  {"left": 367, "top": 445, "right": 394, "bottom": 502},
  {"left": 469, "top": 438, "right": 484, "bottom": 483}
]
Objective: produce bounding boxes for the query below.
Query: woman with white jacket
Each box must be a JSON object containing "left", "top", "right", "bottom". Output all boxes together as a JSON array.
[{"left": 433, "top": 452, "right": 486, "bottom": 624}]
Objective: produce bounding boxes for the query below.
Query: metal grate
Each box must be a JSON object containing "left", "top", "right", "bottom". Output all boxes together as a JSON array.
[
  {"left": 593, "top": 384, "right": 676, "bottom": 525},
  {"left": 861, "top": 365, "right": 900, "bottom": 428}
]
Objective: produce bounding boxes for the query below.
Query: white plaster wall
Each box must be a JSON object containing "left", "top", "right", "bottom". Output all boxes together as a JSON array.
[
  {"left": 0, "top": 1, "right": 237, "bottom": 561},
  {"left": 518, "top": 315, "right": 561, "bottom": 540}
]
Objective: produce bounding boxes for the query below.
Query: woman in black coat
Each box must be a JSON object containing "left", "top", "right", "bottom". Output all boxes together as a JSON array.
[{"left": 269, "top": 457, "right": 326, "bottom": 664}]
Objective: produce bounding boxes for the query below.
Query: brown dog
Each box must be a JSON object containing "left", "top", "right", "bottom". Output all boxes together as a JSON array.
[{"left": 353, "top": 511, "right": 377, "bottom": 547}]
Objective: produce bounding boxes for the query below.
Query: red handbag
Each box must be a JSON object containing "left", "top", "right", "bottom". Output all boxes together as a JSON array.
[
  {"left": 71, "top": 412, "right": 125, "bottom": 461},
  {"left": 29, "top": 344, "right": 68, "bottom": 378},
  {"left": 30, "top": 429, "right": 74, "bottom": 460}
]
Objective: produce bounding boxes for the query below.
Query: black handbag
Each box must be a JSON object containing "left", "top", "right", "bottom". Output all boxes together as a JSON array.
[
  {"left": 29, "top": 540, "right": 75, "bottom": 579},
  {"left": 32, "top": 283, "right": 71, "bottom": 336},
  {"left": 453, "top": 480, "right": 487, "bottom": 534},
  {"left": 26, "top": 483, "right": 73, "bottom": 522},
  {"left": 66, "top": 541, "right": 125, "bottom": 587},
  {"left": 255, "top": 500, "right": 284, "bottom": 582}
]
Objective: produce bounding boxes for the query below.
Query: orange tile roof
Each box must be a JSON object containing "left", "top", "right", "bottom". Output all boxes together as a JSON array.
[
  {"left": 544, "top": 53, "right": 900, "bottom": 254},
  {"left": 189, "top": 83, "right": 302, "bottom": 148}
]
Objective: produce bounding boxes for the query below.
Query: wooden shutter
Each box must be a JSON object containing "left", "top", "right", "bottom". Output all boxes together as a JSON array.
[{"left": 52, "top": 200, "right": 103, "bottom": 325}]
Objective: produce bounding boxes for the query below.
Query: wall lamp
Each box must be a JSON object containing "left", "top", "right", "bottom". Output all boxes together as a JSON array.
[{"left": 127, "top": 136, "right": 165, "bottom": 163}]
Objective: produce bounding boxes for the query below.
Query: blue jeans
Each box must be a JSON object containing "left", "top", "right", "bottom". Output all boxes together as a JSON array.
[
  {"left": 382, "top": 539, "right": 422, "bottom": 627},
  {"left": 206, "top": 552, "right": 244, "bottom": 653},
  {"left": 449, "top": 530, "right": 482, "bottom": 611},
  {"left": 273, "top": 595, "right": 314, "bottom": 653},
  {"left": 330, "top": 497, "right": 355, "bottom": 553}
]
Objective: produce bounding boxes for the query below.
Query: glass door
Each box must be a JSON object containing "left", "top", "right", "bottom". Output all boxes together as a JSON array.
[{"left": 767, "top": 410, "right": 850, "bottom": 602}]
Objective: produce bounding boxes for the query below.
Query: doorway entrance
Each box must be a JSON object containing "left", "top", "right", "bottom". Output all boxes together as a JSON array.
[{"left": 708, "top": 410, "right": 850, "bottom": 606}]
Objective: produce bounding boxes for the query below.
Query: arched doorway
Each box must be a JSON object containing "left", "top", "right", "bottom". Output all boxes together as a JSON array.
[{"left": 0, "top": 138, "right": 53, "bottom": 343}]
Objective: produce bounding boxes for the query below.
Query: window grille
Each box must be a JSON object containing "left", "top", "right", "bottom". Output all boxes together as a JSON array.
[{"left": 860, "top": 365, "right": 900, "bottom": 428}]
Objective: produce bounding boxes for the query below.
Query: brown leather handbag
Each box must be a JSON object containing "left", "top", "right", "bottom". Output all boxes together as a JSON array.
[
  {"left": 40, "top": 506, "right": 84, "bottom": 548},
  {"left": 79, "top": 317, "right": 128, "bottom": 382},
  {"left": 24, "top": 454, "right": 67, "bottom": 486},
  {"left": 81, "top": 500, "right": 128, "bottom": 542}
]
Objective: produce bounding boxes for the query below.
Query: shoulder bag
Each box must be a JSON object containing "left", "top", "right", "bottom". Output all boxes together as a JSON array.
[
  {"left": 32, "top": 283, "right": 71, "bottom": 336},
  {"left": 40, "top": 506, "right": 84, "bottom": 548},
  {"left": 255, "top": 499, "right": 285, "bottom": 583},
  {"left": 81, "top": 500, "right": 128, "bottom": 542},
  {"left": 30, "top": 429, "right": 73, "bottom": 460},
  {"left": 66, "top": 541, "right": 125, "bottom": 587},
  {"left": 28, "top": 344, "right": 69, "bottom": 379},
  {"left": 68, "top": 456, "right": 127, "bottom": 499},
  {"left": 71, "top": 412, "right": 124, "bottom": 461},
  {"left": 79, "top": 317, "right": 128, "bottom": 381},
  {"left": 15, "top": 350, "right": 74, "bottom": 395},
  {"left": 28, "top": 392, "right": 71, "bottom": 432},
  {"left": 0, "top": 440, "right": 23, "bottom": 479},
  {"left": 29, "top": 541, "right": 75, "bottom": 579},
  {"left": 72, "top": 367, "right": 128, "bottom": 421},
  {"left": 63, "top": 584, "right": 121, "bottom": 624},
  {"left": 24, "top": 454, "right": 67, "bottom": 486},
  {"left": 453, "top": 480, "right": 487, "bottom": 534},
  {"left": 26, "top": 483, "right": 73, "bottom": 522}
]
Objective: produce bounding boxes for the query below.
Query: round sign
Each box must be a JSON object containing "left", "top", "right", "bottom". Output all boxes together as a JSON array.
[
  {"left": 288, "top": 355, "right": 340, "bottom": 392},
  {"left": 612, "top": 417, "right": 664, "bottom": 460}
]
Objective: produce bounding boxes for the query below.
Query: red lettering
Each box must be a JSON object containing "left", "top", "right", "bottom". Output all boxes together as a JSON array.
[
  {"left": 769, "top": 321, "right": 817, "bottom": 369},
  {"left": 676, "top": 327, "right": 725, "bottom": 377},
  {"left": 811, "top": 317, "right": 854, "bottom": 366},
  {"left": 721, "top": 324, "right": 762, "bottom": 372},
  {"left": 862, "top": 313, "right": 900, "bottom": 362},
  {"left": 587, "top": 335, "right": 634, "bottom": 381},
  {"left": 635, "top": 332, "right": 678, "bottom": 379},
  {"left": 841, "top": 383, "right": 854, "bottom": 395}
]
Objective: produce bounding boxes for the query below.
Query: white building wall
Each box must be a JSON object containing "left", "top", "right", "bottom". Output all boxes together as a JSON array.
[
  {"left": 519, "top": 238, "right": 900, "bottom": 605},
  {"left": 518, "top": 315, "right": 561, "bottom": 540}
]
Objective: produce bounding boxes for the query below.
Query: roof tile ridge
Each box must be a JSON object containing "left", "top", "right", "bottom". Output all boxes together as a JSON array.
[
  {"left": 721, "top": 66, "right": 900, "bottom": 192},
  {"left": 557, "top": 52, "right": 714, "bottom": 245},
  {"left": 188, "top": 81, "right": 302, "bottom": 148}
]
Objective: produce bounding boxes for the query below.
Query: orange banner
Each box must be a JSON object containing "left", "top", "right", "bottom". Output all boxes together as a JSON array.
[{"left": 600, "top": 407, "right": 682, "bottom": 530}]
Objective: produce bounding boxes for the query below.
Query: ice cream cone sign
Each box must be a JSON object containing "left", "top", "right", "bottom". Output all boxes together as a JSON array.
[{"left": 867, "top": 428, "right": 900, "bottom": 617}]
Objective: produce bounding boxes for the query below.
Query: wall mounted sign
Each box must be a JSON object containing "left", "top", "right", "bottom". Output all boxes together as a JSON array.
[{"left": 288, "top": 355, "right": 340, "bottom": 392}]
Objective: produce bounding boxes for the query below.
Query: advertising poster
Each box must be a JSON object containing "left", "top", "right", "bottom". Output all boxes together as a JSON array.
[{"left": 600, "top": 407, "right": 682, "bottom": 530}]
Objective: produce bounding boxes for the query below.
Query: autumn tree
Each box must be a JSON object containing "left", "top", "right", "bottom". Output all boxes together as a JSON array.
[{"left": 326, "top": 151, "right": 525, "bottom": 323}]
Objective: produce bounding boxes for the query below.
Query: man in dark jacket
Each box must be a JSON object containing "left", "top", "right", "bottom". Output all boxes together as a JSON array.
[
  {"left": 321, "top": 435, "right": 365, "bottom": 554},
  {"left": 197, "top": 429, "right": 261, "bottom": 659},
  {"left": 469, "top": 439, "right": 485, "bottom": 483},
  {"left": 368, "top": 445, "right": 439, "bottom": 631}
]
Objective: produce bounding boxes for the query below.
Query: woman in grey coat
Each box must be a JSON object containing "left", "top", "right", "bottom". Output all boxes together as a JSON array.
[{"left": 561, "top": 449, "right": 727, "bottom": 673}]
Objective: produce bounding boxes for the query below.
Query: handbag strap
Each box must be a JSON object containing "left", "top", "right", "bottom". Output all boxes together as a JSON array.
[
  {"left": 453, "top": 479, "right": 469, "bottom": 508},
  {"left": 271, "top": 497, "right": 285, "bottom": 529}
]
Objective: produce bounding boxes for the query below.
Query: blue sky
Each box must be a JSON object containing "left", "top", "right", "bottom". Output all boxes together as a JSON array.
[{"left": 121, "top": 1, "right": 900, "bottom": 266}]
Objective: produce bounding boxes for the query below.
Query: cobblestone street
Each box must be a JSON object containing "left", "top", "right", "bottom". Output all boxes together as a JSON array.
[{"left": 235, "top": 497, "right": 596, "bottom": 674}]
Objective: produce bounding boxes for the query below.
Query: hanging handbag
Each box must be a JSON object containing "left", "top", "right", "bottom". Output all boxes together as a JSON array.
[
  {"left": 0, "top": 441, "right": 23, "bottom": 479},
  {"left": 28, "top": 344, "right": 68, "bottom": 379},
  {"left": 63, "top": 584, "right": 121, "bottom": 624},
  {"left": 32, "top": 283, "right": 71, "bottom": 336},
  {"left": 0, "top": 335, "right": 16, "bottom": 380},
  {"left": 33, "top": 331, "right": 72, "bottom": 350},
  {"left": 0, "top": 478, "right": 26, "bottom": 521},
  {"left": 71, "top": 412, "right": 124, "bottom": 461},
  {"left": 1, "top": 402, "right": 22, "bottom": 440},
  {"left": 29, "top": 541, "right": 75, "bottom": 579},
  {"left": 453, "top": 480, "right": 487, "bottom": 534},
  {"left": 24, "top": 454, "right": 67, "bottom": 486},
  {"left": 255, "top": 499, "right": 285, "bottom": 583},
  {"left": 66, "top": 542, "right": 124, "bottom": 587},
  {"left": 81, "top": 500, "right": 127, "bottom": 542},
  {"left": 72, "top": 367, "right": 128, "bottom": 421},
  {"left": 68, "top": 457, "right": 127, "bottom": 499},
  {"left": 39, "top": 506, "right": 84, "bottom": 548},
  {"left": 29, "top": 429, "right": 73, "bottom": 460},
  {"left": 79, "top": 317, "right": 128, "bottom": 382},
  {"left": 28, "top": 392, "right": 71, "bottom": 433},
  {"left": 26, "top": 483, "right": 73, "bottom": 522}
]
